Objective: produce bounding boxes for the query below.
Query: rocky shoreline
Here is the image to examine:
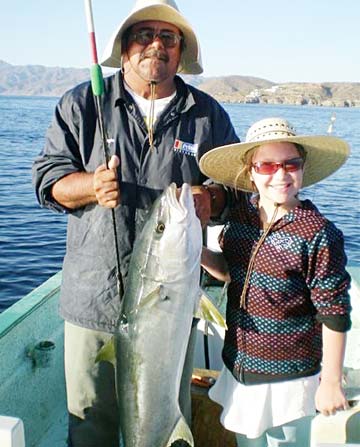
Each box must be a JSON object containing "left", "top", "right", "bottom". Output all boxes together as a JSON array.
[{"left": 195, "top": 79, "right": 360, "bottom": 108}]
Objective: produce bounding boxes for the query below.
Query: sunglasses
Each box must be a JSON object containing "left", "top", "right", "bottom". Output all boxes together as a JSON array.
[
  {"left": 129, "top": 29, "right": 183, "bottom": 48},
  {"left": 251, "top": 157, "right": 304, "bottom": 175}
]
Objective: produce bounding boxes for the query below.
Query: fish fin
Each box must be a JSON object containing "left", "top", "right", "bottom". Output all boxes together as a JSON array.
[
  {"left": 166, "top": 415, "right": 194, "bottom": 447},
  {"left": 95, "top": 337, "right": 115, "bottom": 365},
  {"left": 134, "top": 285, "right": 164, "bottom": 311},
  {"left": 195, "top": 289, "right": 227, "bottom": 329}
]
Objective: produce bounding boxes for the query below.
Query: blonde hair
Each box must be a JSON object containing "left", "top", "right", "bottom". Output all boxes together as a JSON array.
[{"left": 234, "top": 148, "right": 257, "bottom": 192}]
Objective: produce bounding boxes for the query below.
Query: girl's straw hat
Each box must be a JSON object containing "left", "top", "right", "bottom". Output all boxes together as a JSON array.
[
  {"left": 101, "top": 0, "right": 203, "bottom": 74},
  {"left": 199, "top": 117, "right": 350, "bottom": 192}
]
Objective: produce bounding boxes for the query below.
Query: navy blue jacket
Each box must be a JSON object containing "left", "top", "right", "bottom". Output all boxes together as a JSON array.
[{"left": 32, "top": 72, "right": 239, "bottom": 332}]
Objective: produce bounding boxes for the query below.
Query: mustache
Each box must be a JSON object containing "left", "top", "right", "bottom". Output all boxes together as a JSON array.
[{"left": 140, "top": 49, "right": 169, "bottom": 62}]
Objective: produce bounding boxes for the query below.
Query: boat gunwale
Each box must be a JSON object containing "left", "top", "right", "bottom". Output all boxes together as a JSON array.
[{"left": 0, "top": 271, "right": 62, "bottom": 338}]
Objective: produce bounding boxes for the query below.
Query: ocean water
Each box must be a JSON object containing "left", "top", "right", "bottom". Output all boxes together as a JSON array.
[{"left": 0, "top": 96, "right": 359, "bottom": 312}]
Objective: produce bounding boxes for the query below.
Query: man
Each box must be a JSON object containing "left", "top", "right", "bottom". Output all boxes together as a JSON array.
[{"left": 33, "top": 0, "right": 239, "bottom": 445}]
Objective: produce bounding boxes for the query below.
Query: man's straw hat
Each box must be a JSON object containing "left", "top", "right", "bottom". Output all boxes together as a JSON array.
[
  {"left": 101, "top": 0, "right": 203, "bottom": 74},
  {"left": 199, "top": 117, "right": 350, "bottom": 192}
]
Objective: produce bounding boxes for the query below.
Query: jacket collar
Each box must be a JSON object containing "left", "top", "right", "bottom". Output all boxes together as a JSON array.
[{"left": 248, "top": 196, "right": 321, "bottom": 229}]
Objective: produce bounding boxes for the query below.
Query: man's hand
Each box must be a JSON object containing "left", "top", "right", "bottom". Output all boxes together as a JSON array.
[
  {"left": 94, "top": 155, "right": 121, "bottom": 208},
  {"left": 191, "top": 185, "right": 212, "bottom": 228}
]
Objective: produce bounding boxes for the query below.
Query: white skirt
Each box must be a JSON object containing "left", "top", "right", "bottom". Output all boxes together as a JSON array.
[{"left": 209, "top": 366, "right": 320, "bottom": 439}]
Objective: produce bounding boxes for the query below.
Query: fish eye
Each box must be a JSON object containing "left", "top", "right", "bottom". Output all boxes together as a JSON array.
[{"left": 155, "top": 222, "right": 165, "bottom": 233}]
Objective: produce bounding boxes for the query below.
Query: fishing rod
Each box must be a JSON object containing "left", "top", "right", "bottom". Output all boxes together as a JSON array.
[{"left": 84, "top": 0, "right": 124, "bottom": 299}]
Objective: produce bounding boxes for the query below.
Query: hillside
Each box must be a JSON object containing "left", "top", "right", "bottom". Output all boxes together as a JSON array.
[
  {"left": 0, "top": 60, "right": 90, "bottom": 97},
  {"left": 1, "top": 60, "right": 360, "bottom": 107}
]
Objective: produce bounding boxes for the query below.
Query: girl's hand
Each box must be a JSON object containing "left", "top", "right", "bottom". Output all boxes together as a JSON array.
[{"left": 315, "top": 379, "right": 349, "bottom": 416}]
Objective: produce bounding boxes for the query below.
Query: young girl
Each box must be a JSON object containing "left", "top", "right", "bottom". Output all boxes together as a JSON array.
[{"left": 199, "top": 117, "right": 352, "bottom": 447}]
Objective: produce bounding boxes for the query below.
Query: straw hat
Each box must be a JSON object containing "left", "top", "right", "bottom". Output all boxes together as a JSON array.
[
  {"left": 101, "top": 0, "right": 203, "bottom": 74},
  {"left": 199, "top": 117, "right": 350, "bottom": 192}
]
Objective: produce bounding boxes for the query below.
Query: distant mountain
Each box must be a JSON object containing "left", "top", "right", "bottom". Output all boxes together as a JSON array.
[
  {"left": 0, "top": 60, "right": 90, "bottom": 96},
  {"left": 1, "top": 60, "right": 359, "bottom": 107}
]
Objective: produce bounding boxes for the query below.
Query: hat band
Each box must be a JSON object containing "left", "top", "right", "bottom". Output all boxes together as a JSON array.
[{"left": 249, "top": 130, "right": 296, "bottom": 143}]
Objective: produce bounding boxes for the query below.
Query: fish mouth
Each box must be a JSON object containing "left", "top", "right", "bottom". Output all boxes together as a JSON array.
[{"left": 165, "top": 183, "right": 195, "bottom": 221}]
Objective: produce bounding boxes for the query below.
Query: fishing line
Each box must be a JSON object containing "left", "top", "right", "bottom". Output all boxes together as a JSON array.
[
  {"left": 201, "top": 229, "right": 211, "bottom": 370},
  {"left": 125, "top": 49, "right": 158, "bottom": 151},
  {"left": 84, "top": 0, "right": 124, "bottom": 299}
]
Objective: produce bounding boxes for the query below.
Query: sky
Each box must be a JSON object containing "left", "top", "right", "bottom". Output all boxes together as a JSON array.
[{"left": 1, "top": 0, "right": 360, "bottom": 83}]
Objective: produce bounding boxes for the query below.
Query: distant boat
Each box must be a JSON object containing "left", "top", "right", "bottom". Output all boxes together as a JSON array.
[{"left": 0, "top": 266, "right": 359, "bottom": 446}]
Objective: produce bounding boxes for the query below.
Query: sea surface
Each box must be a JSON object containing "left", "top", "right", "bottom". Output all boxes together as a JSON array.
[{"left": 0, "top": 96, "right": 359, "bottom": 312}]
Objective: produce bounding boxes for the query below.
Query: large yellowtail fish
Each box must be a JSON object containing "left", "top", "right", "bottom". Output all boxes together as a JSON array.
[{"left": 116, "top": 183, "right": 202, "bottom": 447}]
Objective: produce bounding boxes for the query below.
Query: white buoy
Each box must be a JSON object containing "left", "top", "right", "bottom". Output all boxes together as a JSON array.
[{"left": 327, "top": 112, "right": 337, "bottom": 134}]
